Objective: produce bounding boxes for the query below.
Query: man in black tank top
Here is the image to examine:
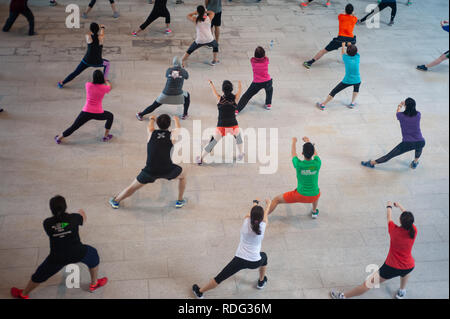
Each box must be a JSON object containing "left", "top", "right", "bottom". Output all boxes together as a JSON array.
[{"left": 109, "top": 114, "right": 187, "bottom": 209}]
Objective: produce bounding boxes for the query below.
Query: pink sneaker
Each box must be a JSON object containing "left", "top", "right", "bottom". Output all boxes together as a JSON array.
[
  {"left": 264, "top": 104, "right": 271, "bottom": 110},
  {"left": 165, "top": 28, "right": 172, "bottom": 34},
  {"left": 131, "top": 31, "right": 137, "bottom": 37}
]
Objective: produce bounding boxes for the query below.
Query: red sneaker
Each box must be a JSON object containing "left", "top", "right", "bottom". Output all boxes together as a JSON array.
[
  {"left": 11, "top": 287, "right": 29, "bottom": 299},
  {"left": 300, "top": 2, "right": 309, "bottom": 7},
  {"left": 89, "top": 277, "right": 108, "bottom": 292}
]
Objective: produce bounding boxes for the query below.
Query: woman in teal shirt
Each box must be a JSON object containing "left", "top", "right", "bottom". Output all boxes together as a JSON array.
[{"left": 317, "top": 42, "right": 361, "bottom": 110}]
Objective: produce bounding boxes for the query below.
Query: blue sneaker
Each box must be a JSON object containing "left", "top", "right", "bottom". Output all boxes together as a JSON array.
[
  {"left": 361, "top": 161, "right": 375, "bottom": 168},
  {"left": 410, "top": 161, "right": 419, "bottom": 169},
  {"left": 175, "top": 199, "right": 186, "bottom": 208},
  {"left": 109, "top": 198, "right": 119, "bottom": 209},
  {"left": 57, "top": 82, "right": 63, "bottom": 89}
]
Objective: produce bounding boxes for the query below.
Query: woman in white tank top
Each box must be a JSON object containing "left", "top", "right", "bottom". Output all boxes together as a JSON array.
[{"left": 182, "top": 5, "right": 220, "bottom": 67}]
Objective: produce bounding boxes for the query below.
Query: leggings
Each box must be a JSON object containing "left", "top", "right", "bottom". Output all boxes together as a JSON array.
[
  {"left": 2, "top": 8, "right": 34, "bottom": 35},
  {"left": 204, "top": 128, "right": 243, "bottom": 153},
  {"left": 237, "top": 79, "right": 273, "bottom": 112},
  {"left": 214, "top": 253, "right": 268, "bottom": 284},
  {"left": 140, "top": 93, "right": 190, "bottom": 117},
  {"left": 88, "top": 0, "right": 115, "bottom": 8},
  {"left": 329, "top": 81, "right": 360, "bottom": 97},
  {"left": 375, "top": 140, "right": 425, "bottom": 164},
  {"left": 360, "top": 2, "right": 397, "bottom": 22},
  {"left": 62, "top": 59, "right": 110, "bottom": 85},
  {"left": 62, "top": 111, "right": 114, "bottom": 137},
  {"left": 140, "top": 8, "right": 171, "bottom": 30}
]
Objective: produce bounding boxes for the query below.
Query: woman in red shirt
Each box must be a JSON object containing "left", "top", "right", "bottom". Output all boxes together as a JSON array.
[{"left": 331, "top": 201, "right": 417, "bottom": 299}]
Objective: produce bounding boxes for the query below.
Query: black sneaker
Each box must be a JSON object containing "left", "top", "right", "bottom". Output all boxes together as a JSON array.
[
  {"left": 192, "top": 284, "right": 204, "bottom": 299},
  {"left": 257, "top": 276, "right": 268, "bottom": 289},
  {"left": 303, "top": 61, "right": 312, "bottom": 69},
  {"left": 388, "top": 20, "right": 395, "bottom": 26},
  {"left": 417, "top": 65, "right": 428, "bottom": 71}
]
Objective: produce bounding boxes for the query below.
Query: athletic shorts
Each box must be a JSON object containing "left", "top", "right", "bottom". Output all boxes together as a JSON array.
[
  {"left": 137, "top": 165, "right": 182, "bottom": 184},
  {"left": 214, "top": 252, "right": 268, "bottom": 284},
  {"left": 283, "top": 189, "right": 320, "bottom": 204},
  {"left": 187, "top": 40, "right": 219, "bottom": 54},
  {"left": 325, "top": 36, "right": 356, "bottom": 52},
  {"left": 211, "top": 11, "right": 222, "bottom": 27},
  {"left": 379, "top": 263, "right": 414, "bottom": 280},
  {"left": 217, "top": 125, "right": 239, "bottom": 137},
  {"left": 31, "top": 245, "right": 99, "bottom": 283}
]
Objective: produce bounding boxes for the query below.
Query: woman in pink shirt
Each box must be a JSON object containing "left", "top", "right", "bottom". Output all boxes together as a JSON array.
[
  {"left": 55, "top": 70, "right": 114, "bottom": 144},
  {"left": 236, "top": 46, "right": 273, "bottom": 113}
]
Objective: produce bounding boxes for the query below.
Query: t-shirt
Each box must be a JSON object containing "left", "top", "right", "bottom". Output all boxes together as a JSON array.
[
  {"left": 293, "top": 156, "right": 321, "bottom": 197},
  {"left": 342, "top": 53, "right": 361, "bottom": 84},
  {"left": 385, "top": 221, "right": 417, "bottom": 269},
  {"left": 206, "top": 0, "right": 222, "bottom": 13},
  {"left": 396, "top": 112, "right": 424, "bottom": 142},
  {"left": 338, "top": 14, "right": 357, "bottom": 38},
  {"left": 162, "top": 67, "right": 189, "bottom": 96},
  {"left": 217, "top": 95, "right": 238, "bottom": 127},
  {"left": 195, "top": 16, "right": 214, "bottom": 44},
  {"left": 235, "top": 218, "right": 266, "bottom": 262},
  {"left": 144, "top": 130, "right": 174, "bottom": 174},
  {"left": 82, "top": 82, "right": 111, "bottom": 113},
  {"left": 43, "top": 213, "right": 87, "bottom": 264},
  {"left": 251, "top": 57, "right": 271, "bottom": 83}
]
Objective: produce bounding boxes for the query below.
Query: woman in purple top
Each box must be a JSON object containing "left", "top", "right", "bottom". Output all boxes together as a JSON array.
[{"left": 362, "top": 98, "right": 425, "bottom": 169}]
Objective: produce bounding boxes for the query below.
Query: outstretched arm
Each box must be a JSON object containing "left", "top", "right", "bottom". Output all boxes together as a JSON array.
[
  {"left": 291, "top": 137, "right": 298, "bottom": 158},
  {"left": 78, "top": 209, "right": 87, "bottom": 224},
  {"left": 207, "top": 10, "right": 215, "bottom": 21},
  {"left": 341, "top": 41, "right": 346, "bottom": 55},
  {"left": 235, "top": 80, "right": 242, "bottom": 102},
  {"left": 171, "top": 116, "right": 181, "bottom": 143},
  {"left": 386, "top": 201, "right": 393, "bottom": 224},
  {"left": 394, "top": 202, "right": 406, "bottom": 213},
  {"left": 187, "top": 11, "right": 197, "bottom": 23},
  {"left": 263, "top": 198, "right": 271, "bottom": 224},
  {"left": 397, "top": 100, "right": 405, "bottom": 113},
  {"left": 147, "top": 116, "right": 156, "bottom": 141},
  {"left": 208, "top": 80, "right": 221, "bottom": 101}
]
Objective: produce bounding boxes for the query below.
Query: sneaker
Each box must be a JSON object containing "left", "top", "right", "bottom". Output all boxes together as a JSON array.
[
  {"left": 303, "top": 61, "right": 312, "bottom": 69},
  {"left": 81, "top": 12, "right": 88, "bottom": 19},
  {"left": 11, "top": 287, "right": 29, "bottom": 299},
  {"left": 388, "top": 20, "right": 395, "bottom": 26},
  {"left": 113, "top": 11, "right": 120, "bottom": 19},
  {"left": 109, "top": 197, "right": 119, "bottom": 209},
  {"left": 395, "top": 289, "right": 406, "bottom": 299},
  {"left": 175, "top": 199, "right": 186, "bottom": 208},
  {"left": 89, "top": 277, "right": 108, "bottom": 292},
  {"left": 196, "top": 156, "right": 203, "bottom": 165},
  {"left": 410, "top": 161, "right": 419, "bottom": 169},
  {"left": 264, "top": 104, "right": 271, "bottom": 110},
  {"left": 316, "top": 102, "right": 325, "bottom": 110},
  {"left": 57, "top": 82, "right": 64, "bottom": 89},
  {"left": 181, "top": 114, "right": 188, "bottom": 120},
  {"left": 165, "top": 28, "right": 172, "bottom": 34},
  {"left": 210, "top": 60, "right": 220, "bottom": 66},
  {"left": 235, "top": 109, "right": 239, "bottom": 115},
  {"left": 325, "top": 1, "right": 331, "bottom": 7},
  {"left": 348, "top": 102, "right": 356, "bottom": 109},
  {"left": 102, "top": 134, "right": 113, "bottom": 142},
  {"left": 300, "top": 1, "right": 309, "bottom": 7},
  {"left": 192, "top": 284, "right": 204, "bottom": 299},
  {"left": 330, "top": 290, "right": 345, "bottom": 299},
  {"left": 49, "top": 1, "right": 57, "bottom": 6},
  {"left": 311, "top": 209, "right": 319, "bottom": 219},
  {"left": 361, "top": 160, "right": 375, "bottom": 168},
  {"left": 257, "top": 276, "right": 268, "bottom": 289},
  {"left": 406, "top": 0, "right": 412, "bottom": 6},
  {"left": 416, "top": 65, "right": 428, "bottom": 71},
  {"left": 54, "top": 135, "right": 61, "bottom": 144},
  {"left": 131, "top": 31, "right": 138, "bottom": 37},
  {"left": 237, "top": 152, "right": 245, "bottom": 161},
  {"left": 136, "top": 113, "right": 143, "bottom": 121}
]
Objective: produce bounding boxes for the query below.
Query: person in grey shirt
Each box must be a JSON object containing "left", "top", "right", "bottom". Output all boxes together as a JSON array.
[
  {"left": 206, "top": 0, "right": 222, "bottom": 43},
  {"left": 136, "top": 56, "right": 191, "bottom": 120}
]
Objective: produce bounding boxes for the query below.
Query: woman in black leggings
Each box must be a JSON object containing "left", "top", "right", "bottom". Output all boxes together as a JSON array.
[
  {"left": 82, "top": 0, "right": 119, "bottom": 19},
  {"left": 132, "top": 0, "right": 171, "bottom": 36},
  {"left": 362, "top": 98, "right": 425, "bottom": 169},
  {"left": 55, "top": 70, "right": 114, "bottom": 144},
  {"left": 358, "top": 0, "right": 411, "bottom": 26},
  {"left": 192, "top": 199, "right": 271, "bottom": 298}
]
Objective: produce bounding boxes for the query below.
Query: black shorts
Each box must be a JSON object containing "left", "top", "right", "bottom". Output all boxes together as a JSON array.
[
  {"left": 379, "top": 263, "right": 414, "bottom": 280},
  {"left": 214, "top": 252, "right": 268, "bottom": 284},
  {"left": 31, "top": 245, "right": 100, "bottom": 283},
  {"left": 211, "top": 11, "right": 222, "bottom": 27},
  {"left": 325, "top": 36, "right": 356, "bottom": 52},
  {"left": 137, "top": 165, "right": 182, "bottom": 184},
  {"left": 186, "top": 40, "right": 219, "bottom": 54}
]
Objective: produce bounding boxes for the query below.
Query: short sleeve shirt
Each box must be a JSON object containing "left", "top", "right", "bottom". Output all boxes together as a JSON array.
[
  {"left": 342, "top": 53, "right": 361, "bottom": 84},
  {"left": 292, "top": 156, "right": 321, "bottom": 197},
  {"left": 385, "top": 221, "right": 417, "bottom": 269},
  {"left": 82, "top": 82, "right": 111, "bottom": 113}
]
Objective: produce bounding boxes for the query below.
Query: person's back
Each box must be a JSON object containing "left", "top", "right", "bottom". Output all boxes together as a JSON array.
[
  {"left": 397, "top": 112, "right": 424, "bottom": 142},
  {"left": 217, "top": 95, "right": 237, "bottom": 127},
  {"left": 293, "top": 156, "right": 321, "bottom": 196},
  {"left": 83, "top": 82, "right": 111, "bottom": 113},
  {"left": 385, "top": 221, "right": 417, "bottom": 269},
  {"left": 251, "top": 56, "right": 270, "bottom": 83},
  {"left": 83, "top": 34, "right": 103, "bottom": 65},
  {"left": 196, "top": 15, "right": 214, "bottom": 44},
  {"left": 163, "top": 67, "right": 188, "bottom": 96},
  {"left": 342, "top": 53, "right": 360, "bottom": 84},
  {"left": 145, "top": 129, "right": 174, "bottom": 174},
  {"left": 338, "top": 13, "right": 357, "bottom": 38},
  {"left": 235, "top": 218, "right": 266, "bottom": 261},
  {"left": 154, "top": 0, "right": 168, "bottom": 10}
]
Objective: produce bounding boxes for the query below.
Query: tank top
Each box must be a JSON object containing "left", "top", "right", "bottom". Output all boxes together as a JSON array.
[
  {"left": 217, "top": 95, "right": 238, "bottom": 127},
  {"left": 195, "top": 16, "right": 214, "bottom": 44},
  {"left": 83, "top": 34, "right": 103, "bottom": 66},
  {"left": 144, "top": 130, "right": 174, "bottom": 174}
]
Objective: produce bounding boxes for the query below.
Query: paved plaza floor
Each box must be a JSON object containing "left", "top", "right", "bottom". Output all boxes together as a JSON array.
[{"left": 0, "top": 0, "right": 448, "bottom": 299}]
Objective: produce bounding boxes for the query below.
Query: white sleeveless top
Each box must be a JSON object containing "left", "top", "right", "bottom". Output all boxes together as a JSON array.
[
  {"left": 235, "top": 218, "right": 266, "bottom": 262},
  {"left": 195, "top": 16, "right": 214, "bottom": 44}
]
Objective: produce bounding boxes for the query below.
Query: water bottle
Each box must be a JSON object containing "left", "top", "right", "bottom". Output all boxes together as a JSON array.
[{"left": 269, "top": 40, "right": 274, "bottom": 50}]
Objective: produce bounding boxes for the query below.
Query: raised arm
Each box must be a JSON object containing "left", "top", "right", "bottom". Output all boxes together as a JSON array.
[
  {"left": 171, "top": 116, "right": 181, "bottom": 143},
  {"left": 105, "top": 79, "right": 112, "bottom": 89},
  {"left": 291, "top": 137, "right": 298, "bottom": 158},
  {"left": 78, "top": 209, "right": 87, "bottom": 224},
  {"left": 99, "top": 25, "right": 105, "bottom": 45},
  {"left": 147, "top": 116, "right": 156, "bottom": 141},
  {"left": 207, "top": 10, "right": 215, "bottom": 21},
  {"left": 397, "top": 100, "right": 405, "bottom": 113},
  {"left": 235, "top": 80, "right": 242, "bottom": 102},
  {"left": 187, "top": 11, "right": 197, "bottom": 23},
  {"left": 394, "top": 202, "right": 406, "bottom": 213},
  {"left": 263, "top": 198, "right": 271, "bottom": 224},
  {"left": 386, "top": 201, "right": 393, "bottom": 224},
  {"left": 208, "top": 80, "right": 221, "bottom": 101},
  {"left": 341, "top": 41, "right": 346, "bottom": 55}
]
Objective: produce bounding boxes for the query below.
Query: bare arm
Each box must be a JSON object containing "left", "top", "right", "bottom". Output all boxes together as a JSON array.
[
  {"left": 263, "top": 199, "right": 271, "bottom": 224},
  {"left": 85, "top": 33, "right": 92, "bottom": 44},
  {"left": 208, "top": 80, "right": 221, "bottom": 101},
  {"left": 235, "top": 80, "right": 242, "bottom": 102},
  {"left": 386, "top": 201, "right": 393, "bottom": 224},
  {"left": 291, "top": 137, "right": 298, "bottom": 158},
  {"left": 105, "top": 80, "right": 112, "bottom": 89},
  {"left": 397, "top": 100, "right": 405, "bottom": 113},
  {"left": 147, "top": 116, "right": 156, "bottom": 141},
  {"left": 171, "top": 116, "right": 181, "bottom": 143},
  {"left": 394, "top": 202, "right": 406, "bottom": 213},
  {"left": 207, "top": 10, "right": 215, "bottom": 21},
  {"left": 341, "top": 41, "right": 346, "bottom": 55},
  {"left": 98, "top": 25, "right": 105, "bottom": 45},
  {"left": 187, "top": 11, "right": 197, "bottom": 23},
  {"left": 78, "top": 209, "right": 87, "bottom": 224}
]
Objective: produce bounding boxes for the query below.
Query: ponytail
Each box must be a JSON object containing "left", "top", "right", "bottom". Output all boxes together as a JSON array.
[
  {"left": 196, "top": 6, "right": 206, "bottom": 23},
  {"left": 400, "top": 211, "right": 416, "bottom": 239},
  {"left": 250, "top": 206, "right": 264, "bottom": 235},
  {"left": 49, "top": 195, "right": 67, "bottom": 222}
]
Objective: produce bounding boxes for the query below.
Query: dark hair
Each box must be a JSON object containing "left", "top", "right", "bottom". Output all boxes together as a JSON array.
[
  {"left": 90, "top": 22, "right": 100, "bottom": 35},
  {"left": 345, "top": 4, "right": 354, "bottom": 14},
  {"left": 250, "top": 205, "right": 264, "bottom": 235},
  {"left": 303, "top": 142, "right": 315, "bottom": 159},
  {"left": 400, "top": 211, "right": 416, "bottom": 239},
  {"left": 157, "top": 114, "right": 171, "bottom": 130},
  {"left": 92, "top": 70, "right": 105, "bottom": 84},
  {"left": 222, "top": 80, "right": 234, "bottom": 101},
  {"left": 254, "top": 46, "right": 266, "bottom": 59},
  {"left": 347, "top": 44, "right": 358, "bottom": 56},
  {"left": 196, "top": 6, "right": 206, "bottom": 23},
  {"left": 50, "top": 195, "right": 67, "bottom": 221},
  {"left": 403, "top": 98, "right": 418, "bottom": 117}
]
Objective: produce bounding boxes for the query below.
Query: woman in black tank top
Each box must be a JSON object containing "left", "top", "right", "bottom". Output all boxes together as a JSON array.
[
  {"left": 196, "top": 80, "right": 245, "bottom": 165},
  {"left": 58, "top": 22, "right": 110, "bottom": 88}
]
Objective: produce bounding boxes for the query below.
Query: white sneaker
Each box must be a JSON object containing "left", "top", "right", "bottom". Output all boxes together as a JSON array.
[
  {"left": 395, "top": 289, "right": 406, "bottom": 299},
  {"left": 237, "top": 152, "right": 245, "bottom": 161},
  {"left": 330, "top": 290, "right": 345, "bottom": 299}
]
